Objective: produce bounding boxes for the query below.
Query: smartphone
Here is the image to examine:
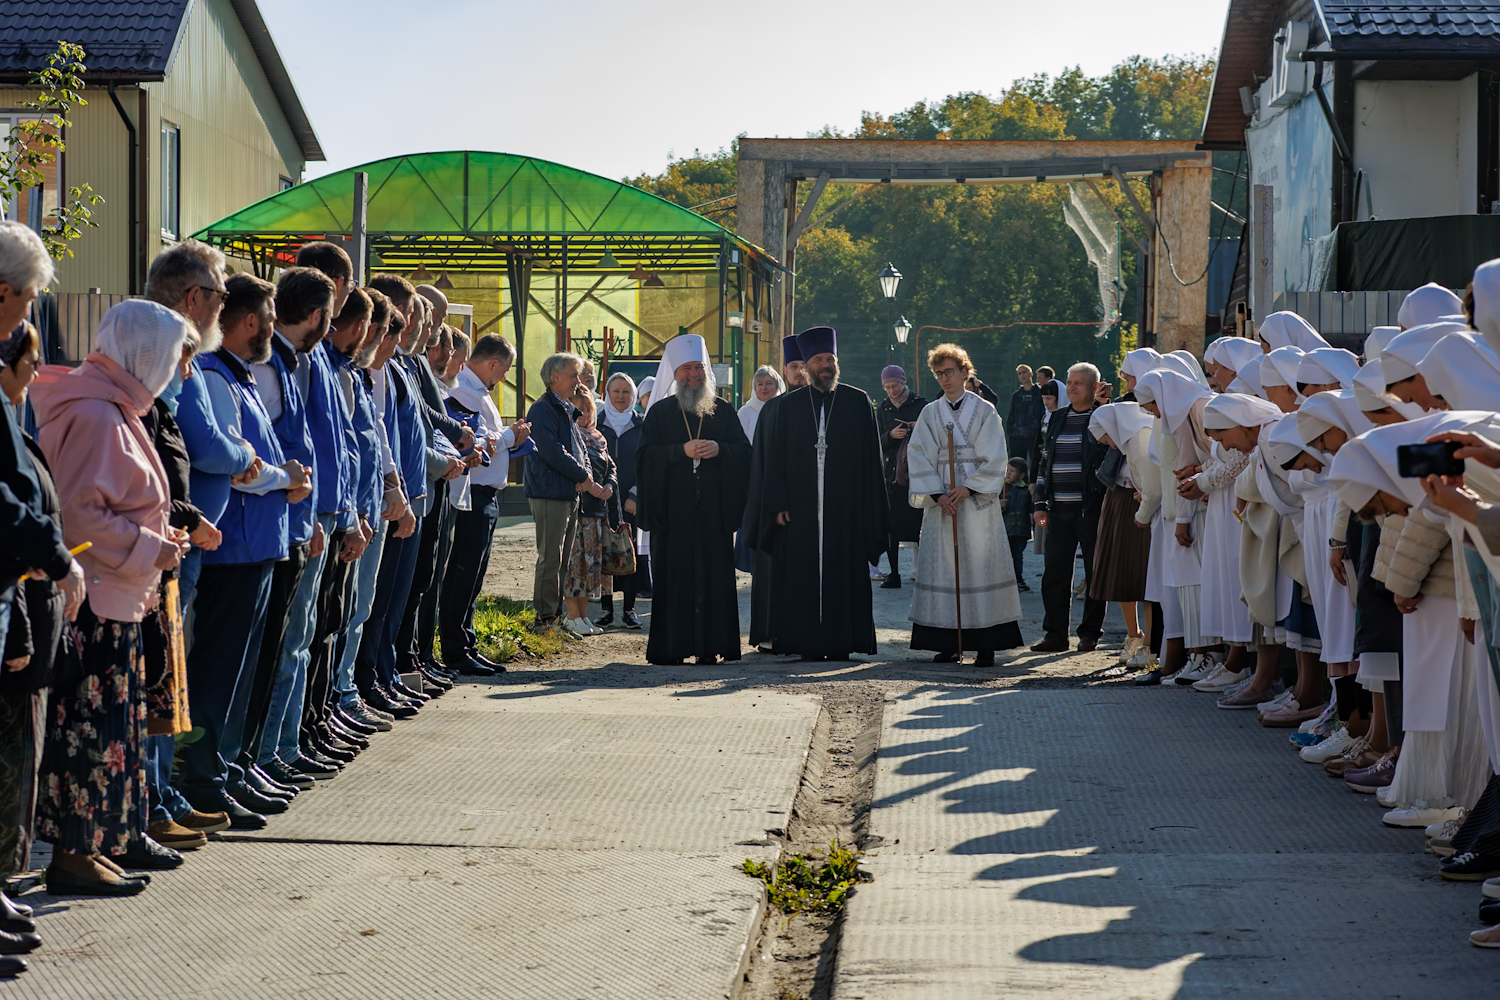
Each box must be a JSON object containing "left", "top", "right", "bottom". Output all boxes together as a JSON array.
[{"left": 1396, "top": 441, "right": 1464, "bottom": 478}]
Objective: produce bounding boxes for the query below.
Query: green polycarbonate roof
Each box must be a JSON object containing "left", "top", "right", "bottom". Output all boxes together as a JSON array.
[{"left": 191, "top": 150, "right": 778, "bottom": 275}]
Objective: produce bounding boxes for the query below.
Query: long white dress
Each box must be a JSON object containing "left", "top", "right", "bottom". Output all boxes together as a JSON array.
[
  {"left": 907, "top": 392, "right": 1022, "bottom": 650},
  {"left": 1195, "top": 442, "right": 1254, "bottom": 644}
]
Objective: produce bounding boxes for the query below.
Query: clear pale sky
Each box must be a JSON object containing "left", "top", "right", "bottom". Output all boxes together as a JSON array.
[{"left": 258, "top": 0, "right": 1230, "bottom": 182}]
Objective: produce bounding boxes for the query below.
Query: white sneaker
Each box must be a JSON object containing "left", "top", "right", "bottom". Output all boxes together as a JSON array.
[
  {"left": 1193, "top": 664, "right": 1248, "bottom": 692},
  {"left": 1377, "top": 785, "right": 1399, "bottom": 808},
  {"left": 1221, "top": 676, "right": 1252, "bottom": 698},
  {"left": 1258, "top": 689, "right": 1295, "bottom": 717},
  {"left": 1299, "top": 728, "right": 1353, "bottom": 763},
  {"left": 1118, "top": 635, "right": 1144, "bottom": 665},
  {"left": 1483, "top": 876, "right": 1500, "bottom": 899},
  {"left": 1173, "top": 654, "right": 1212, "bottom": 685},
  {"left": 564, "top": 617, "right": 594, "bottom": 637},
  {"left": 1383, "top": 805, "right": 1466, "bottom": 829}
]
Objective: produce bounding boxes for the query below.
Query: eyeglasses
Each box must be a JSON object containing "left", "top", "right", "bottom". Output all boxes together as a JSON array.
[
  {"left": 932, "top": 367, "right": 961, "bottom": 379},
  {"left": 198, "top": 285, "right": 229, "bottom": 303}
]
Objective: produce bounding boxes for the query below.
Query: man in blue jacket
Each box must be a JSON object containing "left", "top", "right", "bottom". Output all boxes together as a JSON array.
[{"left": 526, "top": 352, "right": 602, "bottom": 628}]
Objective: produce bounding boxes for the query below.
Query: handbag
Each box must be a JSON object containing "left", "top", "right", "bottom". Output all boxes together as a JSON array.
[
  {"left": 892, "top": 437, "right": 911, "bottom": 487},
  {"left": 601, "top": 522, "right": 637, "bottom": 576}
]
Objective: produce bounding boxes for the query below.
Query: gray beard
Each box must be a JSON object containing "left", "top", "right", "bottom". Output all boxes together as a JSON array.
[
  {"left": 197, "top": 317, "right": 223, "bottom": 355},
  {"left": 677, "top": 380, "right": 716, "bottom": 417},
  {"left": 808, "top": 366, "right": 839, "bottom": 394}
]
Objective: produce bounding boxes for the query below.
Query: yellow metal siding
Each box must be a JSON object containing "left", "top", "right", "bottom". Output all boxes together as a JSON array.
[
  {"left": 27, "top": 0, "right": 306, "bottom": 294},
  {"left": 150, "top": 0, "right": 305, "bottom": 252}
]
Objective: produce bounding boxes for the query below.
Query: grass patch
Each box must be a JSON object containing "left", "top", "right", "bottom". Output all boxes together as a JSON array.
[
  {"left": 742, "top": 840, "right": 871, "bottom": 915},
  {"left": 435, "top": 596, "right": 568, "bottom": 664}
]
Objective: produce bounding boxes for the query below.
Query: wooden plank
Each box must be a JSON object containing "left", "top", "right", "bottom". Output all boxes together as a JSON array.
[{"left": 784, "top": 171, "right": 830, "bottom": 249}]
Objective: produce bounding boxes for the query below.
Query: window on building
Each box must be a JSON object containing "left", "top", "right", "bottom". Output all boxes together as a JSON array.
[
  {"left": 279, "top": 176, "right": 293, "bottom": 191},
  {"left": 161, "top": 122, "right": 180, "bottom": 239},
  {"left": 0, "top": 114, "right": 61, "bottom": 225}
]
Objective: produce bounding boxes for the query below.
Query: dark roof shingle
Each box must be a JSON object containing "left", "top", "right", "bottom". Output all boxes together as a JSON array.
[
  {"left": 0, "top": 0, "right": 192, "bottom": 80},
  {"left": 1319, "top": 1, "right": 1500, "bottom": 55}
]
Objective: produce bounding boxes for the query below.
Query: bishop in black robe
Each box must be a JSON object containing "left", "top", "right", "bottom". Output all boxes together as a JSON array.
[
  {"left": 636, "top": 393, "right": 752, "bottom": 664},
  {"left": 744, "top": 362, "right": 888, "bottom": 660}
]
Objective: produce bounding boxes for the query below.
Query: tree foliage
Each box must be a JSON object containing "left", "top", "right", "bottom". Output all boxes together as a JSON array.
[
  {"left": 629, "top": 55, "right": 1226, "bottom": 384},
  {"left": 1, "top": 41, "right": 103, "bottom": 260}
]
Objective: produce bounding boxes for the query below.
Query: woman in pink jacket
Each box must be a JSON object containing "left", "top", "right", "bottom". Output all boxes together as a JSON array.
[{"left": 28, "top": 300, "right": 190, "bottom": 896}]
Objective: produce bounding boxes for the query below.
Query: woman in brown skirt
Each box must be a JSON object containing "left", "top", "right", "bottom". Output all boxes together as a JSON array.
[{"left": 1088, "top": 403, "right": 1155, "bottom": 664}]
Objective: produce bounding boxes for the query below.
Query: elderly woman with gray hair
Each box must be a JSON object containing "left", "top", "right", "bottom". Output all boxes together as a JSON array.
[{"left": 28, "top": 299, "right": 192, "bottom": 897}]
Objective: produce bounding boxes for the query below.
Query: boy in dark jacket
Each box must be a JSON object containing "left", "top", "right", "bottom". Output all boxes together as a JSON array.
[{"left": 1001, "top": 457, "right": 1032, "bottom": 592}]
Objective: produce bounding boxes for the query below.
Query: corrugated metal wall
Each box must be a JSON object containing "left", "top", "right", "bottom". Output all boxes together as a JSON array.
[{"left": 26, "top": 0, "right": 306, "bottom": 295}]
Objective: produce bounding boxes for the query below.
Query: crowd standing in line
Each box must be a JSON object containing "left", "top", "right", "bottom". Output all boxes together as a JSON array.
[
  {"left": 7, "top": 207, "right": 1500, "bottom": 971},
  {"left": 0, "top": 222, "right": 537, "bottom": 974}
]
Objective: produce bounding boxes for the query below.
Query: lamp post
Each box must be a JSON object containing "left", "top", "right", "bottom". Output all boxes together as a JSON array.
[{"left": 878, "top": 263, "right": 902, "bottom": 364}]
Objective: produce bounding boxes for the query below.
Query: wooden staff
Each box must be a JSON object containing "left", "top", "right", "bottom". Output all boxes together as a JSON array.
[{"left": 947, "top": 424, "right": 963, "bottom": 661}]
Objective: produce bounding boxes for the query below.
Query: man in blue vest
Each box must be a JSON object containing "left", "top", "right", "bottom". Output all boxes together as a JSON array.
[
  {"left": 242, "top": 267, "right": 341, "bottom": 793},
  {"left": 181, "top": 273, "right": 310, "bottom": 828}
]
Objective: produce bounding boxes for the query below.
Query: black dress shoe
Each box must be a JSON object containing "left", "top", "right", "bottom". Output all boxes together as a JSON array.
[
  {"left": 118, "top": 836, "right": 184, "bottom": 870},
  {"left": 622, "top": 610, "right": 642, "bottom": 629},
  {"left": 1480, "top": 899, "right": 1500, "bottom": 924},
  {"left": 364, "top": 689, "right": 417, "bottom": 718},
  {"left": 45, "top": 864, "right": 147, "bottom": 897},
  {"left": 391, "top": 679, "right": 430, "bottom": 703},
  {"left": 2, "top": 900, "right": 31, "bottom": 920},
  {"left": 0, "top": 916, "right": 34, "bottom": 936},
  {"left": 1076, "top": 637, "right": 1100, "bottom": 653},
  {"left": 334, "top": 707, "right": 378, "bottom": 736},
  {"left": 880, "top": 573, "right": 902, "bottom": 589},
  {"left": 229, "top": 782, "right": 289, "bottom": 815},
  {"left": 1030, "top": 637, "right": 1069, "bottom": 653},
  {"left": 288, "top": 756, "right": 340, "bottom": 780},
  {"left": 0, "top": 956, "right": 25, "bottom": 976},
  {"left": 309, "top": 739, "right": 356, "bottom": 765},
  {"left": 326, "top": 720, "right": 370, "bottom": 750},
  {"left": 223, "top": 798, "right": 268, "bottom": 830},
  {"left": 0, "top": 930, "right": 38, "bottom": 955},
  {"left": 263, "top": 761, "right": 316, "bottom": 790},
  {"left": 973, "top": 651, "right": 996, "bottom": 668},
  {"left": 420, "top": 667, "right": 453, "bottom": 690},
  {"left": 451, "top": 658, "right": 497, "bottom": 677},
  {"left": 593, "top": 611, "right": 615, "bottom": 629},
  {"left": 932, "top": 652, "right": 961, "bottom": 663},
  {"left": 1133, "top": 668, "right": 1164, "bottom": 687},
  {"left": 246, "top": 766, "right": 296, "bottom": 799},
  {"left": 470, "top": 651, "right": 504, "bottom": 670}
]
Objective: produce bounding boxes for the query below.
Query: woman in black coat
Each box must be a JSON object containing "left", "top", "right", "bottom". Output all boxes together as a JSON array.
[
  {"left": 875, "top": 366, "right": 927, "bottom": 589},
  {"left": 596, "top": 373, "right": 648, "bottom": 628},
  {"left": 1, "top": 321, "right": 82, "bottom": 923}
]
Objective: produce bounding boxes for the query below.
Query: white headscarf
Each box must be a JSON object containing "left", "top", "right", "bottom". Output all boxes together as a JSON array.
[
  {"left": 1351, "top": 359, "right": 1424, "bottom": 418},
  {"left": 1381, "top": 320, "right": 1468, "bottom": 384},
  {"left": 1232, "top": 356, "right": 1266, "bottom": 397},
  {"left": 1135, "top": 369, "right": 1212, "bottom": 434},
  {"left": 1259, "top": 345, "right": 1305, "bottom": 392},
  {"left": 601, "top": 372, "right": 637, "bottom": 436},
  {"left": 1416, "top": 329, "right": 1500, "bottom": 411},
  {"left": 95, "top": 299, "right": 189, "bottom": 398},
  {"left": 637, "top": 375, "right": 656, "bottom": 402},
  {"left": 1294, "top": 390, "right": 1371, "bottom": 450},
  {"left": 1163, "top": 349, "right": 1209, "bottom": 386},
  {"left": 1265, "top": 413, "right": 1319, "bottom": 469},
  {"left": 1364, "top": 326, "right": 1400, "bottom": 362},
  {"left": 1472, "top": 258, "right": 1500, "bottom": 356},
  {"left": 1331, "top": 410, "right": 1491, "bottom": 511},
  {"left": 1397, "top": 282, "right": 1464, "bottom": 330},
  {"left": 1297, "top": 347, "right": 1359, "bottom": 389},
  {"left": 1089, "top": 401, "right": 1153, "bottom": 448},
  {"left": 644, "top": 335, "right": 711, "bottom": 413},
  {"left": 1119, "top": 347, "right": 1163, "bottom": 380},
  {"left": 1209, "top": 336, "right": 1262, "bottom": 375},
  {"left": 1203, "top": 392, "right": 1282, "bottom": 430},
  {"left": 1258, "top": 311, "right": 1330, "bottom": 352}
]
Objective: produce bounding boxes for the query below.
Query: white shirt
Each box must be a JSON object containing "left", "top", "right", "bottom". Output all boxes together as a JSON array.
[{"left": 447, "top": 365, "right": 516, "bottom": 489}]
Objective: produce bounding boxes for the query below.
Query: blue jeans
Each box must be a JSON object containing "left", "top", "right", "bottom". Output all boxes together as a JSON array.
[
  {"left": 178, "top": 560, "right": 274, "bottom": 808},
  {"left": 179, "top": 546, "right": 204, "bottom": 643},
  {"left": 261, "top": 513, "right": 335, "bottom": 766},
  {"left": 335, "top": 525, "right": 385, "bottom": 708},
  {"left": 145, "top": 733, "right": 193, "bottom": 825}
]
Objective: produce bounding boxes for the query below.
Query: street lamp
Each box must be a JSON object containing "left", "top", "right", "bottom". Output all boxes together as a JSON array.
[
  {"left": 877, "top": 263, "right": 903, "bottom": 362},
  {"left": 894, "top": 315, "right": 911, "bottom": 344}
]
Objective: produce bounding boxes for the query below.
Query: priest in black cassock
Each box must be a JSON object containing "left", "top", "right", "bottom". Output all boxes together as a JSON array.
[
  {"left": 636, "top": 334, "right": 752, "bottom": 665},
  {"left": 745, "top": 334, "right": 806, "bottom": 652},
  {"left": 743, "top": 327, "right": 888, "bottom": 661}
]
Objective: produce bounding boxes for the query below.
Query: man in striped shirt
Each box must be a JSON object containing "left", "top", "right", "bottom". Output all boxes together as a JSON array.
[{"left": 1031, "top": 362, "right": 1109, "bottom": 652}]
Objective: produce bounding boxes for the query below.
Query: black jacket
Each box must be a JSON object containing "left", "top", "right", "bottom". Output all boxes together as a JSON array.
[
  {"left": 142, "top": 398, "right": 205, "bottom": 534},
  {"left": 1033, "top": 401, "right": 1107, "bottom": 516},
  {"left": 600, "top": 412, "right": 643, "bottom": 501},
  {"left": 3, "top": 435, "right": 66, "bottom": 692},
  {"left": 524, "top": 391, "right": 589, "bottom": 501},
  {"left": 577, "top": 428, "right": 622, "bottom": 527}
]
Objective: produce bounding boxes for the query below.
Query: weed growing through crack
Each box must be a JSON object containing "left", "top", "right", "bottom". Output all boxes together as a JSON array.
[
  {"left": 742, "top": 840, "right": 871, "bottom": 915},
  {"left": 435, "top": 597, "right": 566, "bottom": 663}
]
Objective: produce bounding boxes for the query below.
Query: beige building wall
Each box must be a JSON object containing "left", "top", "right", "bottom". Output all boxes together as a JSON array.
[{"left": 34, "top": 0, "right": 306, "bottom": 294}]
